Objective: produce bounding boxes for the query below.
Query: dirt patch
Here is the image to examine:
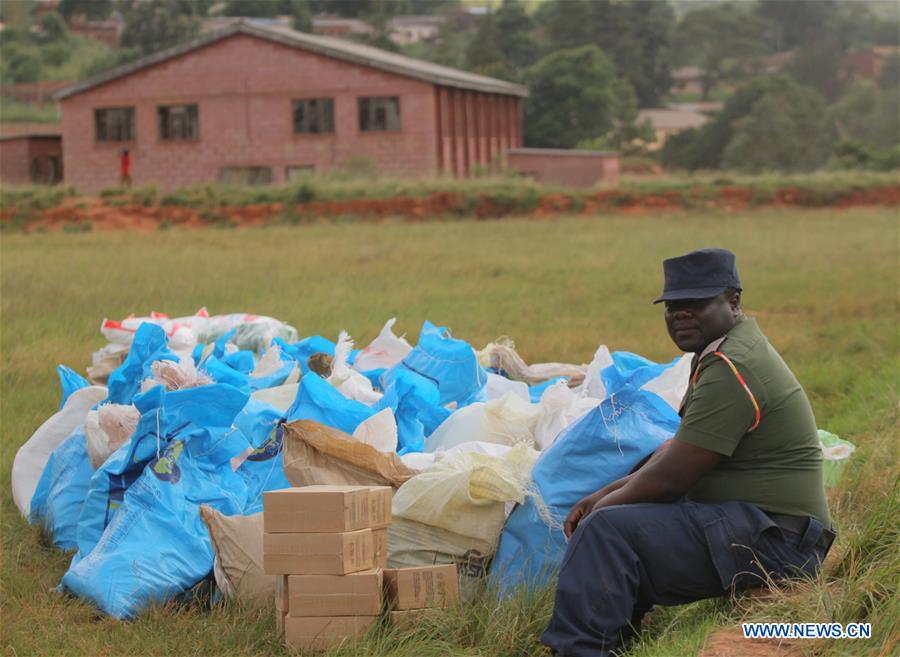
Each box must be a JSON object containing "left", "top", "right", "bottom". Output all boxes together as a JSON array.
[
  {"left": 3, "top": 185, "right": 897, "bottom": 232},
  {"left": 698, "top": 630, "right": 812, "bottom": 657}
]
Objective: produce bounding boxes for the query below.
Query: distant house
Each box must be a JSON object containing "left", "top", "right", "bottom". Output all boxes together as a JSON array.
[
  {"left": 312, "top": 16, "right": 375, "bottom": 39},
  {"left": 65, "top": 15, "right": 123, "bottom": 49},
  {"left": 670, "top": 66, "right": 704, "bottom": 96},
  {"left": 637, "top": 108, "right": 710, "bottom": 148},
  {"left": 387, "top": 15, "right": 445, "bottom": 44},
  {"left": 55, "top": 22, "right": 526, "bottom": 193}
]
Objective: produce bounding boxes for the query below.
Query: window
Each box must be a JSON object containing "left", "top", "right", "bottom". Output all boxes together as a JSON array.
[
  {"left": 293, "top": 98, "right": 334, "bottom": 134},
  {"left": 219, "top": 166, "right": 272, "bottom": 186},
  {"left": 95, "top": 107, "right": 135, "bottom": 142},
  {"left": 358, "top": 96, "right": 401, "bottom": 132},
  {"left": 158, "top": 104, "right": 199, "bottom": 140}
]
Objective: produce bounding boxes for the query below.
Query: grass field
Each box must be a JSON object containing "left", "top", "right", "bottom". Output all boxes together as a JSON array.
[{"left": 1, "top": 208, "right": 898, "bottom": 656}]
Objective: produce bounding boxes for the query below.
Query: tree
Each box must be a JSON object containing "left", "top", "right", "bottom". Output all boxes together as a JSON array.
[
  {"left": 523, "top": 45, "right": 637, "bottom": 149},
  {"left": 465, "top": 11, "right": 511, "bottom": 78},
  {"left": 755, "top": 0, "right": 839, "bottom": 52},
  {"left": 119, "top": 0, "right": 202, "bottom": 56},
  {"left": 58, "top": 0, "right": 112, "bottom": 20},
  {"left": 879, "top": 53, "right": 900, "bottom": 90},
  {"left": 533, "top": 0, "right": 673, "bottom": 107},
  {"left": 824, "top": 80, "right": 899, "bottom": 149},
  {"left": 661, "top": 75, "right": 800, "bottom": 170},
  {"left": 493, "top": 0, "right": 537, "bottom": 71},
  {"left": 291, "top": 0, "right": 313, "bottom": 32},
  {"left": 38, "top": 11, "right": 70, "bottom": 43},
  {"left": 0, "top": 42, "right": 42, "bottom": 82},
  {"left": 721, "top": 82, "right": 829, "bottom": 172},
  {"left": 672, "top": 3, "right": 769, "bottom": 99}
]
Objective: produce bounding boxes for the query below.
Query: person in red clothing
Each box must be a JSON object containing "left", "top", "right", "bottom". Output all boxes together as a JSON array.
[{"left": 120, "top": 149, "right": 132, "bottom": 187}]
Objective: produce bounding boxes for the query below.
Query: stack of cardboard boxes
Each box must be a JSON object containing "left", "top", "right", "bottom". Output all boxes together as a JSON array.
[
  {"left": 263, "top": 484, "right": 459, "bottom": 650},
  {"left": 264, "top": 485, "right": 390, "bottom": 651}
]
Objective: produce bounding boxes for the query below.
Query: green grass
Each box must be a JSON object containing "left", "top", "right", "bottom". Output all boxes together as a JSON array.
[{"left": 1, "top": 208, "right": 898, "bottom": 656}]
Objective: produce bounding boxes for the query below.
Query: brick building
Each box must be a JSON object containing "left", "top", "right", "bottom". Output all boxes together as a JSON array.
[
  {"left": 56, "top": 22, "right": 526, "bottom": 193},
  {"left": 0, "top": 133, "right": 63, "bottom": 185}
]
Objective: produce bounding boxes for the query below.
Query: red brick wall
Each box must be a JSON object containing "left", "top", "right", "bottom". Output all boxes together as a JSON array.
[
  {"left": 435, "top": 86, "right": 522, "bottom": 177},
  {"left": 0, "top": 138, "right": 30, "bottom": 184},
  {"left": 60, "top": 34, "right": 442, "bottom": 193},
  {"left": 0, "top": 136, "right": 63, "bottom": 184},
  {"left": 505, "top": 150, "right": 620, "bottom": 187}
]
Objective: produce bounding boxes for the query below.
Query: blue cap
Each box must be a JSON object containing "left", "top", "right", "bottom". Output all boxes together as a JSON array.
[{"left": 653, "top": 248, "right": 742, "bottom": 304}]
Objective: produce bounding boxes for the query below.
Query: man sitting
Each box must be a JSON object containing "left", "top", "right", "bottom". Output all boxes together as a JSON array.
[{"left": 541, "top": 248, "right": 834, "bottom": 657}]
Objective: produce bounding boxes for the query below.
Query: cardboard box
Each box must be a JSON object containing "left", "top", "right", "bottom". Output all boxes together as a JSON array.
[
  {"left": 263, "top": 529, "right": 374, "bottom": 575},
  {"left": 383, "top": 564, "right": 459, "bottom": 610},
  {"left": 275, "top": 610, "right": 286, "bottom": 636},
  {"left": 287, "top": 569, "right": 382, "bottom": 617},
  {"left": 283, "top": 615, "right": 377, "bottom": 651},
  {"left": 275, "top": 575, "right": 289, "bottom": 612},
  {"left": 264, "top": 486, "right": 373, "bottom": 533},
  {"left": 366, "top": 486, "right": 392, "bottom": 529},
  {"left": 389, "top": 608, "right": 438, "bottom": 631},
  {"left": 373, "top": 528, "right": 388, "bottom": 568}
]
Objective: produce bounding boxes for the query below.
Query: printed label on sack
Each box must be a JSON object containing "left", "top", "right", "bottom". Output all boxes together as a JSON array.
[{"left": 150, "top": 441, "right": 184, "bottom": 483}]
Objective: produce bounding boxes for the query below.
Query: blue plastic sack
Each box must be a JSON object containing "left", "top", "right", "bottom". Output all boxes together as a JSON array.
[
  {"left": 57, "top": 365, "right": 89, "bottom": 410},
  {"left": 61, "top": 391, "right": 251, "bottom": 619},
  {"left": 375, "top": 369, "right": 451, "bottom": 454},
  {"left": 284, "top": 372, "right": 376, "bottom": 434},
  {"left": 602, "top": 352, "right": 679, "bottom": 396},
  {"left": 489, "top": 386, "right": 681, "bottom": 593},
  {"left": 105, "top": 323, "right": 178, "bottom": 405},
  {"left": 274, "top": 336, "right": 336, "bottom": 374},
  {"left": 202, "top": 349, "right": 295, "bottom": 394},
  {"left": 529, "top": 377, "right": 566, "bottom": 403},
  {"left": 233, "top": 398, "right": 291, "bottom": 513},
  {"left": 28, "top": 428, "right": 94, "bottom": 550},
  {"left": 383, "top": 321, "right": 487, "bottom": 407},
  {"left": 72, "top": 383, "right": 249, "bottom": 564}
]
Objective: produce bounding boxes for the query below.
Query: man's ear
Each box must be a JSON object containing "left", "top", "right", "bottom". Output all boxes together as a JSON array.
[{"left": 730, "top": 291, "right": 742, "bottom": 314}]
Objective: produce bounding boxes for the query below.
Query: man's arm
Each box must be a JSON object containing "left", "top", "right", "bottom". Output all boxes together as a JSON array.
[
  {"left": 563, "top": 438, "right": 678, "bottom": 537},
  {"left": 591, "top": 439, "right": 721, "bottom": 510}
]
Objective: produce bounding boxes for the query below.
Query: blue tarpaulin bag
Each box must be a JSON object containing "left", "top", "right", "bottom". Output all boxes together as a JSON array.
[
  {"left": 489, "top": 385, "right": 681, "bottom": 593},
  {"left": 71, "top": 384, "right": 249, "bottom": 564},
  {"left": 383, "top": 321, "right": 487, "bottom": 407},
  {"left": 233, "top": 398, "right": 291, "bottom": 514},
  {"left": 105, "top": 323, "right": 178, "bottom": 405},
  {"left": 284, "top": 371, "right": 377, "bottom": 435},
  {"left": 203, "top": 350, "right": 296, "bottom": 394},
  {"left": 57, "top": 365, "right": 89, "bottom": 410},
  {"left": 60, "top": 386, "right": 251, "bottom": 619},
  {"left": 28, "top": 428, "right": 94, "bottom": 550},
  {"left": 273, "top": 336, "right": 335, "bottom": 374},
  {"left": 602, "top": 352, "right": 679, "bottom": 395},
  {"left": 375, "top": 370, "right": 451, "bottom": 454}
]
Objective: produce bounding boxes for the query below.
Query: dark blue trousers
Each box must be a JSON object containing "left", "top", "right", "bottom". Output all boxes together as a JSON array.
[{"left": 541, "top": 501, "right": 829, "bottom": 657}]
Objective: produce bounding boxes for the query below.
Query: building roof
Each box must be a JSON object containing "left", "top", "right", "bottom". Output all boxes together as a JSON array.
[
  {"left": 507, "top": 148, "right": 618, "bottom": 158},
  {"left": 637, "top": 108, "right": 709, "bottom": 131},
  {"left": 56, "top": 21, "right": 528, "bottom": 100},
  {"left": 671, "top": 66, "right": 704, "bottom": 81}
]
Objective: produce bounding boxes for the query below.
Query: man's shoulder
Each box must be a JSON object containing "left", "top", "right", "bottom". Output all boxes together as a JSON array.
[{"left": 720, "top": 317, "right": 768, "bottom": 363}]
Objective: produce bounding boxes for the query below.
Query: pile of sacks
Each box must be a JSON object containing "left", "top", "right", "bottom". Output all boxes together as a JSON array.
[{"left": 12, "top": 311, "right": 694, "bottom": 619}]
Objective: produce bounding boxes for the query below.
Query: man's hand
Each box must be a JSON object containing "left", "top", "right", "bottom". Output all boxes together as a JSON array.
[
  {"left": 564, "top": 491, "right": 603, "bottom": 539},
  {"left": 562, "top": 439, "right": 722, "bottom": 539}
]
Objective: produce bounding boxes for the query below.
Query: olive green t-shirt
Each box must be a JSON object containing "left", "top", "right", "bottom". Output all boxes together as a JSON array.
[{"left": 677, "top": 318, "right": 831, "bottom": 527}]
